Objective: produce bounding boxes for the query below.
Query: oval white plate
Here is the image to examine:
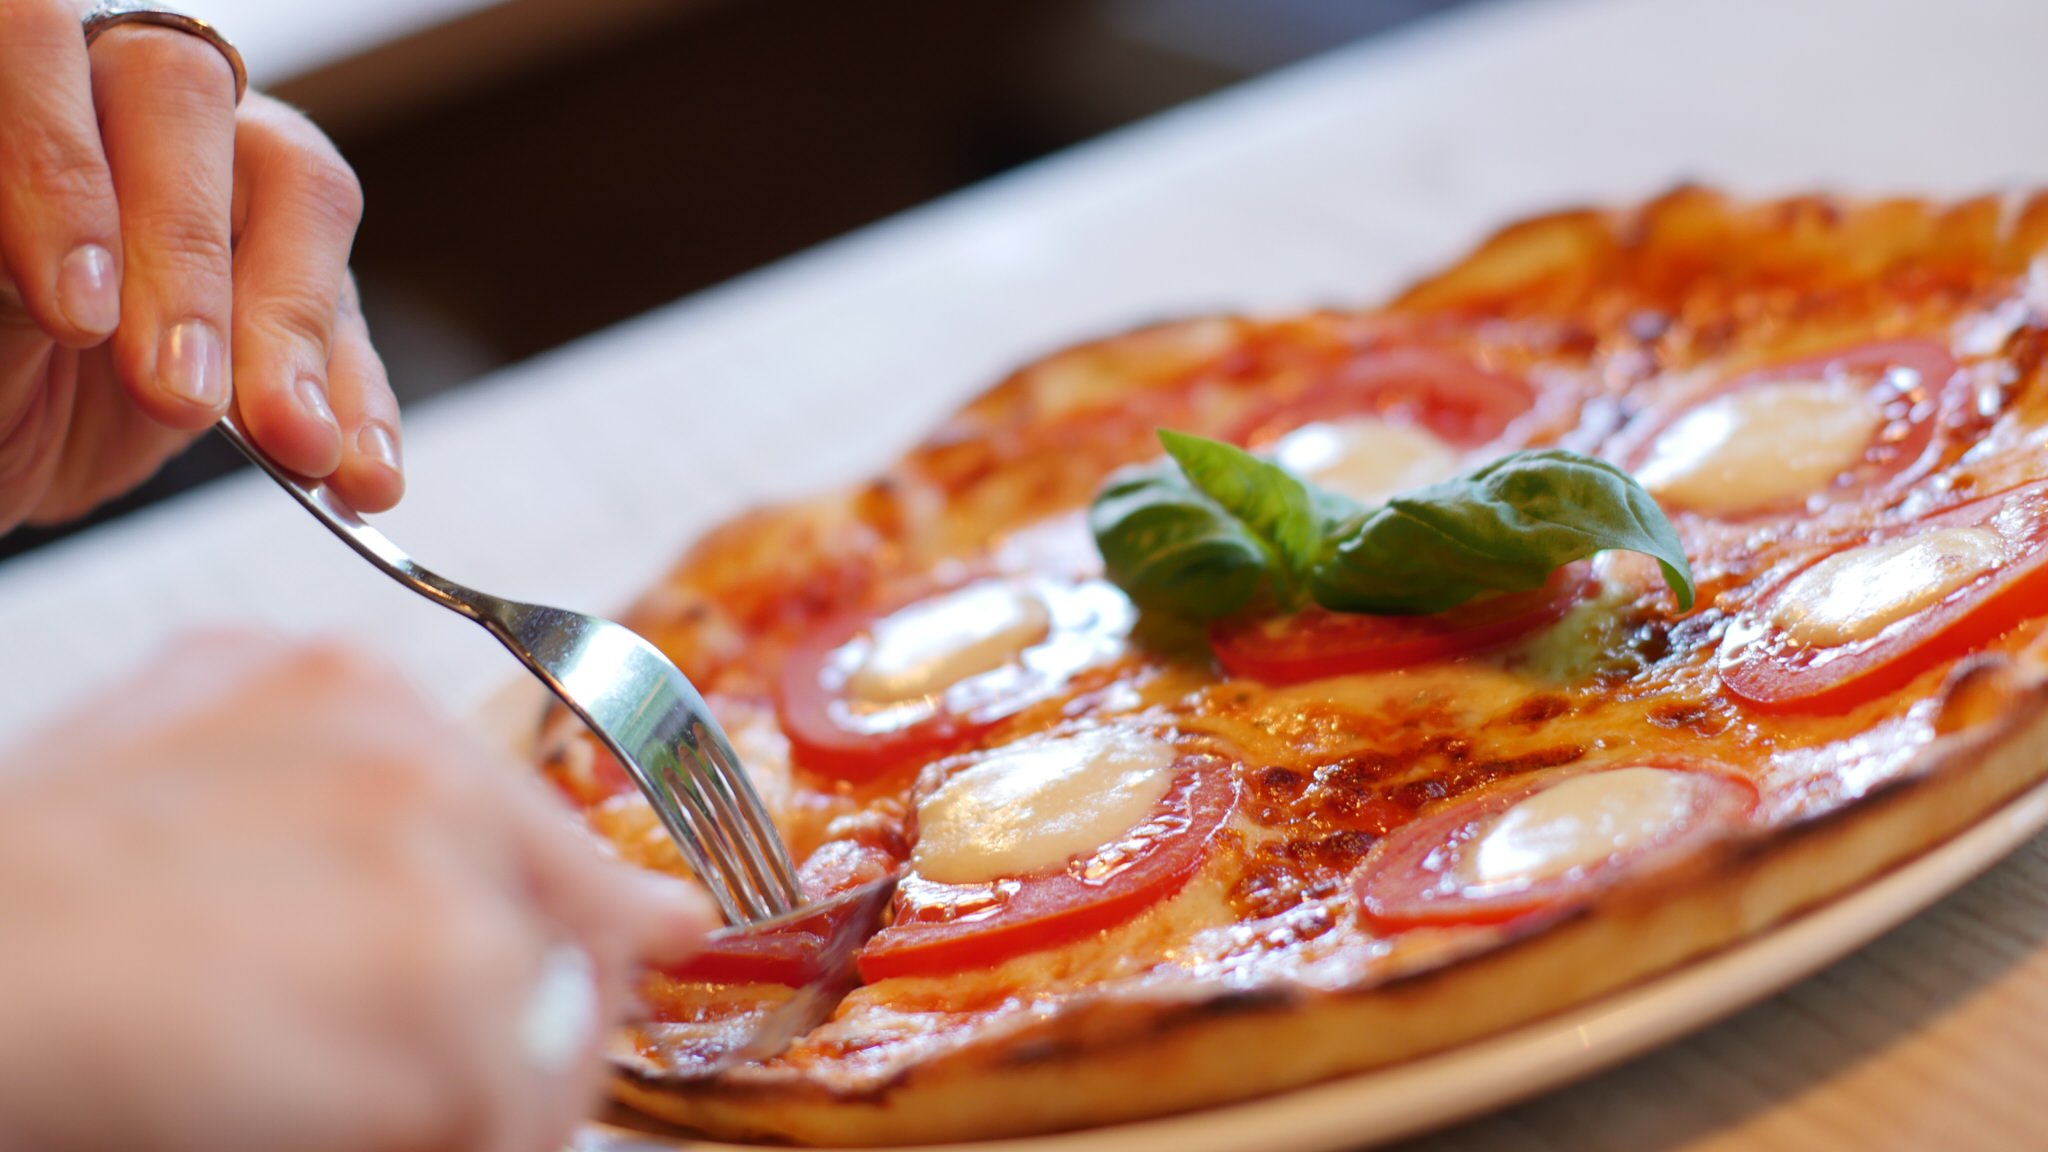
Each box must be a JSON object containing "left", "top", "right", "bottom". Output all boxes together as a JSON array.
[{"left": 573, "top": 768, "right": 2048, "bottom": 1152}]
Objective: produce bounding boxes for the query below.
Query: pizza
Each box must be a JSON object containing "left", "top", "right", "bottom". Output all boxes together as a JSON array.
[{"left": 533, "top": 187, "right": 2048, "bottom": 1146}]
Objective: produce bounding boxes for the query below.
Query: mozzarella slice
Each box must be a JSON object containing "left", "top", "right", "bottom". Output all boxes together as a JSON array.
[
  {"left": 1770, "top": 526, "right": 2006, "bottom": 648},
  {"left": 845, "top": 582, "right": 1051, "bottom": 705},
  {"left": 912, "top": 728, "right": 1179, "bottom": 885},
  {"left": 1270, "top": 419, "right": 1460, "bottom": 505},
  {"left": 1467, "top": 768, "right": 1699, "bottom": 890},
  {"left": 1634, "top": 379, "right": 1881, "bottom": 513}
]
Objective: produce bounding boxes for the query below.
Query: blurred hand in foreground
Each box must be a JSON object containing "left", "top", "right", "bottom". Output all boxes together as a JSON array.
[
  {"left": 0, "top": 633, "right": 714, "bottom": 1152},
  {"left": 0, "top": 0, "right": 402, "bottom": 532}
]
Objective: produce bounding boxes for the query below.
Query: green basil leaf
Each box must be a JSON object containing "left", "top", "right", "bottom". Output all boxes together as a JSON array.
[
  {"left": 1157, "top": 429, "right": 1322, "bottom": 584},
  {"left": 1309, "top": 449, "right": 1695, "bottom": 615},
  {"left": 1307, "top": 483, "right": 1367, "bottom": 537},
  {"left": 1088, "top": 458, "right": 1272, "bottom": 619}
]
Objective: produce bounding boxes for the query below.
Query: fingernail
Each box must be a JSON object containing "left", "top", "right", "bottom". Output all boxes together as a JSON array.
[
  {"left": 159, "top": 321, "right": 228, "bottom": 409},
  {"left": 57, "top": 245, "right": 118, "bottom": 336},
  {"left": 355, "top": 421, "right": 400, "bottom": 473},
  {"left": 294, "top": 376, "right": 338, "bottom": 431}
]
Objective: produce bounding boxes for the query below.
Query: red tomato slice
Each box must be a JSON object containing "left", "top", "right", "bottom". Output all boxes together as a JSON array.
[
  {"left": 1718, "top": 480, "right": 2048, "bottom": 712},
  {"left": 1622, "top": 338, "right": 1957, "bottom": 516},
  {"left": 1231, "top": 345, "right": 1537, "bottom": 450},
  {"left": 1355, "top": 765, "right": 1757, "bottom": 929},
  {"left": 856, "top": 754, "right": 1238, "bottom": 981},
  {"left": 659, "top": 923, "right": 835, "bottom": 987},
  {"left": 776, "top": 578, "right": 1135, "bottom": 782},
  {"left": 1209, "top": 563, "right": 1592, "bottom": 686},
  {"left": 658, "top": 871, "right": 898, "bottom": 988}
]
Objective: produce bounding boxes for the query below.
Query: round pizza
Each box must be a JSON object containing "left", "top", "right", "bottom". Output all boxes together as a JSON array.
[{"left": 533, "top": 187, "right": 2048, "bottom": 1145}]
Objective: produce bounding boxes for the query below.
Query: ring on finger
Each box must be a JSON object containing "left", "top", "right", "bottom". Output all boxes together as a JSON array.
[{"left": 81, "top": 1, "right": 248, "bottom": 105}]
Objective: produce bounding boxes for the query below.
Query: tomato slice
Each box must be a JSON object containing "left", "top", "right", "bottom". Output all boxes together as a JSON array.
[
  {"left": 659, "top": 922, "right": 836, "bottom": 988},
  {"left": 1355, "top": 765, "right": 1757, "bottom": 929},
  {"left": 1621, "top": 338, "right": 1957, "bottom": 516},
  {"left": 658, "top": 871, "right": 898, "bottom": 988},
  {"left": 776, "top": 578, "right": 1135, "bottom": 782},
  {"left": 856, "top": 754, "right": 1238, "bottom": 981},
  {"left": 1232, "top": 345, "right": 1537, "bottom": 450},
  {"left": 1209, "top": 563, "right": 1591, "bottom": 686},
  {"left": 1718, "top": 480, "right": 2048, "bottom": 712}
]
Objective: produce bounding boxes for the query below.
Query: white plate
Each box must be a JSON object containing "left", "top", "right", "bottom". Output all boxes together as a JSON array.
[{"left": 572, "top": 768, "right": 2048, "bottom": 1152}]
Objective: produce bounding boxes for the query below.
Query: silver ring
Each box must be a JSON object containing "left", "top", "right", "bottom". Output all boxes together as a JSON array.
[
  {"left": 81, "top": 1, "right": 248, "bottom": 106},
  {"left": 517, "top": 943, "right": 600, "bottom": 1075}
]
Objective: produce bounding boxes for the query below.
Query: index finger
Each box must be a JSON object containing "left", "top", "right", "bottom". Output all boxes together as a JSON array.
[
  {"left": 494, "top": 770, "right": 718, "bottom": 969},
  {"left": 0, "top": 0, "right": 124, "bottom": 346}
]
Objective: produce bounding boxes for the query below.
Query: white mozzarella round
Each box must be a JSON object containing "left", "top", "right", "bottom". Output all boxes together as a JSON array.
[
  {"left": 912, "top": 727, "right": 1179, "bottom": 885},
  {"left": 845, "top": 581, "right": 1051, "bottom": 705},
  {"left": 1634, "top": 379, "right": 1881, "bottom": 513},
  {"left": 1271, "top": 419, "right": 1461, "bottom": 505},
  {"left": 1467, "top": 767, "right": 1699, "bottom": 891},
  {"left": 1770, "top": 526, "right": 2006, "bottom": 648}
]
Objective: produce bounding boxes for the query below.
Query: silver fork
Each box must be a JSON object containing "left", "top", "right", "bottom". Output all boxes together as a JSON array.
[{"left": 217, "top": 416, "right": 803, "bottom": 925}]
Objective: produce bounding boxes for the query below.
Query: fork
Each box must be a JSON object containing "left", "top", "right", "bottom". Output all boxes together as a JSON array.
[{"left": 217, "top": 415, "right": 803, "bottom": 925}]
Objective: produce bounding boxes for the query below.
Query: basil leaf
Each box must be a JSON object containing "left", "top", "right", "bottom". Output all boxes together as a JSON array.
[
  {"left": 1307, "top": 483, "right": 1367, "bottom": 539},
  {"left": 1088, "top": 459, "right": 1272, "bottom": 619},
  {"left": 1310, "top": 449, "right": 1695, "bottom": 615},
  {"left": 1158, "top": 429, "right": 1323, "bottom": 585}
]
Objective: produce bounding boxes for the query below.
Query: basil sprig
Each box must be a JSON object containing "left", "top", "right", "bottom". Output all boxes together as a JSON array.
[
  {"left": 1088, "top": 459, "right": 1271, "bottom": 619},
  {"left": 1090, "top": 432, "right": 1694, "bottom": 620}
]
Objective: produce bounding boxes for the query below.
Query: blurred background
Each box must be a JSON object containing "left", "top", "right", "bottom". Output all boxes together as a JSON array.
[{"left": 0, "top": 0, "right": 1483, "bottom": 560}]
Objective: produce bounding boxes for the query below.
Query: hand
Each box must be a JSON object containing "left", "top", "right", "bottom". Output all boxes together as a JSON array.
[
  {"left": 0, "top": 634, "right": 714, "bottom": 1152},
  {"left": 0, "top": 1, "right": 401, "bottom": 534}
]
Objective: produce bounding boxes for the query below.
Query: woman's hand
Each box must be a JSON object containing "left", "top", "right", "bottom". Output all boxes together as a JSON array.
[
  {"left": 0, "top": 1, "right": 400, "bottom": 533},
  {"left": 0, "top": 633, "right": 714, "bottom": 1152}
]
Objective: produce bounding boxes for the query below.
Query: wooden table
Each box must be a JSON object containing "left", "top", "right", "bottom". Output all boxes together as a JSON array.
[{"left": 8, "top": 0, "right": 2048, "bottom": 1145}]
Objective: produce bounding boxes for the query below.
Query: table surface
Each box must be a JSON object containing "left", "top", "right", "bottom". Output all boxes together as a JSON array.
[{"left": 12, "top": 0, "right": 2048, "bottom": 1146}]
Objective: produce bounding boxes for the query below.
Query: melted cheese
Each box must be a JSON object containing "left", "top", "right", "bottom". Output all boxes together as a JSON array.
[
  {"left": 1468, "top": 768, "right": 1697, "bottom": 889},
  {"left": 1635, "top": 380, "right": 1880, "bottom": 513},
  {"left": 846, "top": 582, "right": 1051, "bottom": 704},
  {"left": 912, "top": 727, "right": 1178, "bottom": 884},
  {"left": 1771, "top": 526, "right": 2006, "bottom": 647},
  {"left": 1270, "top": 419, "right": 1460, "bottom": 504}
]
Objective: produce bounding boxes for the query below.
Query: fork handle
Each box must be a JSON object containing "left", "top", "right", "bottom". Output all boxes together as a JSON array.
[{"left": 217, "top": 414, "right": 483, "bottom": 621}]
